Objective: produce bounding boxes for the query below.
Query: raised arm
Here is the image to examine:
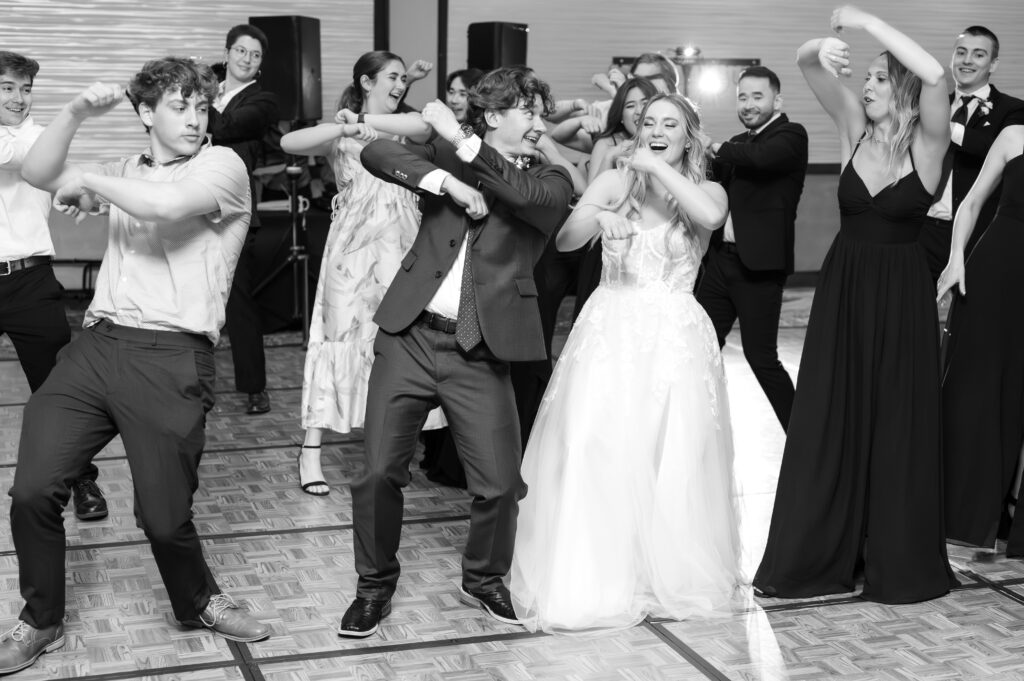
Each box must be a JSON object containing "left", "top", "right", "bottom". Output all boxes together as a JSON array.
[
  {"left": 627, "top": 147, "right": 728, "bottom": 231},
  {"left": 796, "top": 37, "right": 865, "bottom": 152},
  {"left": 712, "top": 123, "right": 809, "bottom": 172},
  {"left": 556, "top": 168, "right": 625, "bottom": 251},
  {"left": 335, "top": 109, "right": 432, "bottom": 144},
  {"left": 833, "top": 6, "right": 949, "bottom": 179},
  {"left": 21, "top": 81, "right": 122, "bottom": 193},
  {"left": 547, "top": 115, "right": 600, "bottom": 153},
  {"left": 937, "top": 125, "right": 1023, "bottom": 301},
  {"left": 281, "top": 122, "right": 380, "bottom": 157}
]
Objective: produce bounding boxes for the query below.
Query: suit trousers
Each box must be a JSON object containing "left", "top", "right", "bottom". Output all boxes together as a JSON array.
[
  {"left": 224, "top": 237, "right": 267, "bottom": 393},
  {"left": 697, "top": 242, "right": 795, "bottom": 430},
  {"left": 0, "top": 264, "right": 98, "bottom": 481},
  {"left": 354, "top": 322, "right": 526, "bottom": 598},
  {"left": 9, "top": 320, "right": 220, "bottom": 628}
]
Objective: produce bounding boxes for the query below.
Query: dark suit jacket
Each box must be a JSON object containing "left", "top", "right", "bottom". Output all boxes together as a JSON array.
[
  {"left": 944, "top": 84, "right": 1024, "bottom": 231},
  {"left": 208, "top": 82, "right": 280, "bottom": 226},
  {"left": 711, "top": 114, "right": 808, "bottom": 274},
  {"left": 361, "top": 138, "right": 573, "bottom": 363}
]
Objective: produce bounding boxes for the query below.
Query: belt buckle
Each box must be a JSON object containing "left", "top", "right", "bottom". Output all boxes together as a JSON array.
[{"left": 0, "top": 261, "right": 11, "bottom": 276}]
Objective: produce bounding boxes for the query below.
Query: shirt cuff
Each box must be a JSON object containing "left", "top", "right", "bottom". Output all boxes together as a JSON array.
[
  {"left": 950, "top": 122, "right": 965, "bottom": 146},
  {"left": 455, "top": 135, "right": 482, "bottom": 163},
  {"left": 420, "top": 169, "right": 452, "bottom": 195}
]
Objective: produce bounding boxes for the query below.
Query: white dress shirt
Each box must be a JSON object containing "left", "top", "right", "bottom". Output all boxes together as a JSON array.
[
  {"left": 0, "top": 117, "right": 55, "bottom": 260},
  {"left": 927, "top": 84, "right": 991, "bottom": 221},
  {"left": 418, "top": 136, "right": 483, "bottom": 319}
]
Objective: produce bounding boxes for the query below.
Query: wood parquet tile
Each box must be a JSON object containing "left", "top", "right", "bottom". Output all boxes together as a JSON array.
[
  {"left": 662, "top": 588, "right": 1024, "bottom": 680},
  {"left": 2, "top": 292, "right": 1024, "bottom": 679}
]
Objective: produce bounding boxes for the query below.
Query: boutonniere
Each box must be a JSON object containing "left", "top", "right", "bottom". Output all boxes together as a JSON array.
[
  {"left": 978, "top": 99, "right": 993, "bottom": 117},
  {"left": 514, "top": 155, "right": 533, "bottom": 170}
]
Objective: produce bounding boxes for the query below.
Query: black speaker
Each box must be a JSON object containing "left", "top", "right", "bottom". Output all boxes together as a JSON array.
[
  {"left": 467, "top": 22, "right": 528, "bottom": 71},
  {"left": 249, "top": 15, "right": 322, "bottom": 121}
]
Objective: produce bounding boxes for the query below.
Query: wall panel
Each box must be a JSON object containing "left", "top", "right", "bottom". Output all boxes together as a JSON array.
[
  {"left": 447, "top": 0, "right": 1024, "bottom": 163},
  {"left": 2, "top": 0, "right": 374, "bottom": 163}
]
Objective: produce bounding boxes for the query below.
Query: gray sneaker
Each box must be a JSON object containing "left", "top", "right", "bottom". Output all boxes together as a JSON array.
[
  {"left": 184, "top": 594, "right": 270, "bottom": 642},
  {"left": 0, "top": 620, "right": 65, "bottom": 675}
]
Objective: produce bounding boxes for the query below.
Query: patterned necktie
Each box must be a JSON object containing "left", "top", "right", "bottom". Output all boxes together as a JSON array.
[
  {"left": 455, "top": 224, "right": 482, "bottom": 351},
  {"left": 952, "top": 95, "right": 974, "bottom": 125}
]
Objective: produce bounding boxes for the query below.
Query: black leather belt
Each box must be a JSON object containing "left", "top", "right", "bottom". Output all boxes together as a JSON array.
[
  {"left": 0, "top": 255, "right": 52, "bottom": 276},
  {"left": 417, "top": 311, "right": 458, "bottom": 334}
]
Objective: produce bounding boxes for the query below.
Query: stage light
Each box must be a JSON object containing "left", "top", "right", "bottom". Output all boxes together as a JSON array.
[
  {"left": 695, "top": 68, "right": 727, "bottom": 96},
  {"left": 680, "top": 45, "right": 701, "bottom": 59}
]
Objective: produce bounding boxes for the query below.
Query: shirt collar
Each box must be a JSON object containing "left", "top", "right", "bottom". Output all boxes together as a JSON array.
[
  {"left": 138, "top": 137, "right": 211, "bottom": 167},
  {"left": 956, "top": 83, "right": 992, "bottom": 104},
  {"left": 0, "top": 115, "right": 36, "bottom": 137},
  {"left": 751, "top": 112, "right": 782, "bottom": 136}
]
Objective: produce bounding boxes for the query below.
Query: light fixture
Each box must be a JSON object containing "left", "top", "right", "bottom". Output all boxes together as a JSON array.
[{"left": 679, "top": 45, "right": 701, "bottom": 59}]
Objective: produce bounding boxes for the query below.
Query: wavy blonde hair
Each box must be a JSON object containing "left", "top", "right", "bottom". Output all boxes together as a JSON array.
[
  {"left": 611, "top": 94, "right": 712, "bottom": 253},
  {"left": 863, "top": 51, "right": 921, "bottom": 183}
]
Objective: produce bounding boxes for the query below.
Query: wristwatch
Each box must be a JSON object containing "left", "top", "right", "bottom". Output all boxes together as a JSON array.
[
  {"left": 357, "top": 113, "right": 365, "bottom": 124},
  {"left": 449, "top": 123, "right": 476, "bottom": 149}
]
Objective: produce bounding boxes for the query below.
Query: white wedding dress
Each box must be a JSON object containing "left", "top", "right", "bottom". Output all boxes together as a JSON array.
[{"left": 510, "top": 219, "right": 742, "bottom": 633}]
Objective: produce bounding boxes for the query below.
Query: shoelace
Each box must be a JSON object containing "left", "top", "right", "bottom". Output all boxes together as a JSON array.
[
  {"left": 3, "top": 622, "right": 28, "bottom": 642},
  {"left": 200, "top": 594, "right": 238, "bottom": 626}
]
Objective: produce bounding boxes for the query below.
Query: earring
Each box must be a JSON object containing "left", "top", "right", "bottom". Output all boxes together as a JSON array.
[{"left": 256, "top": 69, "right": 262, "bottom": 79}]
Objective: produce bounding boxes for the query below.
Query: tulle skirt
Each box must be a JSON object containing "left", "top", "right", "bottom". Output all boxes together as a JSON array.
[{"left": 510, "top": 283, "right": 742, "bottom": 633}]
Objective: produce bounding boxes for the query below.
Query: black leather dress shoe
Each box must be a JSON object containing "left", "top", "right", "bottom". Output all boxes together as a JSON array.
[
  {"left": 72, "top": 479, "right": 108, "bottom": 521},
  {"left": 337, "top": 597, "right": 391, "bottom": 638},
  {"left": 459, "top": 585, "right": 520, "bottom": 625},
  {"left": 246, "top": 391, "right": 271, "bottom": 415}
]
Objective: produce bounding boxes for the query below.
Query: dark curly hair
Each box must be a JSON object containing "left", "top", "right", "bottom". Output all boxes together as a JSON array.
[
  {"left": 465, "top": 66, "right": 554, "bottom": 137},
  {"left": 0, "top": 51, "right": 40, "bottom": 84},
  {"left": 127, "top": 57, "right": 218, "bottom": 128}
]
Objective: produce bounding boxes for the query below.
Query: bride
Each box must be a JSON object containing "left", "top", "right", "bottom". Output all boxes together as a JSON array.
[{"left": 510, "top": 94, "right": 742, "bottom": 633}]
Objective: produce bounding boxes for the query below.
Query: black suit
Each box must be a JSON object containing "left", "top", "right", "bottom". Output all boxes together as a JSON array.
[
  {"left": 354, "top": 137, "right": 572, "bottom": 598},
  {"left": 920, "top": 85, "right": 1024, "bottom": 280},
  {"left": 696, "top": 114, "right": 807, "bottom": 430},
  {"left": 208, "top": 82, "right": 279, "bottom": 394}
]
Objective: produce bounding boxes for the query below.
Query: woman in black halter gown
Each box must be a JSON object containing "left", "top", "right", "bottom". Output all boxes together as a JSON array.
[
  {"left": 753, "top": 6, "right": 958, "bottom": 603},
  {"left": 938, "top": 125, "right": 1024, "bottom": 555}
]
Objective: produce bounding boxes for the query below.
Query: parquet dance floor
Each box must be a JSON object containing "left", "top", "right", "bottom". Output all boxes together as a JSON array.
[{"left": 1, "top": 292, "right": 1023, "bottom": 680}]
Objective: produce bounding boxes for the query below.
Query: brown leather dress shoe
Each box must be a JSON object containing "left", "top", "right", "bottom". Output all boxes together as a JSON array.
[
  {"left": 183, "top": 594, "right": 270, "bottom": 642},
  {"left": 0, "top": 621, "right": 65, "bottom": 675}
]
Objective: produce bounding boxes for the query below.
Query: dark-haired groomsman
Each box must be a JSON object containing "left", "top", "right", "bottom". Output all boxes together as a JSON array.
[
  {"left": 920, "top": 25, "right": 1024, "bottom": 281},
  {"left": 0, "top": 57, "right": 269, "bottom": 675},
  {"left": 698, "top": 65, "right": 807, "bottom": 431},
  {"left": 0, "top": 50, "right": 108, "bottom": 521}
]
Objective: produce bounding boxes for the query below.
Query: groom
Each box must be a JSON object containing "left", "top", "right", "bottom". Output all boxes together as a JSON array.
[{"left": 341, "top": 66, "right": 573, "bottom": 637}]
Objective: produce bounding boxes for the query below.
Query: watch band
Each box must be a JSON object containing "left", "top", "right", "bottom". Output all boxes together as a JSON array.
[
  {"left": 357, "top": 113, "right": 365, "bottom": 124},
  {"left": 449, "top": 124, "right": 476, "bottom": 149}
]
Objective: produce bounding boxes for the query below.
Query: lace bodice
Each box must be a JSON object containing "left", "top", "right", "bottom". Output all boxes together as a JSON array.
[{"left": 600, "top": 220, "right": 710, "bottom": 294}]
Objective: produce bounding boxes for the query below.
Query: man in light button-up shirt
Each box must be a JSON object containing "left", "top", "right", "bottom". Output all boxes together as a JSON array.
[
  {"left": 0, "top": 50, "right": 109, "bottom": 522},
  {"left": 0, "top": 57, "right": 268, "bottom": 675}
]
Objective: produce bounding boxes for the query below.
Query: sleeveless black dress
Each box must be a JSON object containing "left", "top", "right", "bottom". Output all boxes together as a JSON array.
[
  {"left": 754, "top": 146, "right": 958, "bottom": 604},
  {"left": 943, "top": 150, "right": 1024, "bottom": 554}
]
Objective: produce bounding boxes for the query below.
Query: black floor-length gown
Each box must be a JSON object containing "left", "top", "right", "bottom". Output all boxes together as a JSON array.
[
  {"left": 754, "top": 146, "right": 958, "bottom": 604},
  {"left": 943, "top": 150, "right": 1024, "bottom": 555}
]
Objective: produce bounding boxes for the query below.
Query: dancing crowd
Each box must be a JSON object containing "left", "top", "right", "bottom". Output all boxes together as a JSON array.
[{"left": 0, "top": 4, "right": 1023, "bottom": 674}]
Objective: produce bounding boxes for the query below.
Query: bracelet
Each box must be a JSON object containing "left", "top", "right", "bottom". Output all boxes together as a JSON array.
[
  {"left": 357, "top": 113, "right": 365, "bottom": 124},
  {"left": 449, "top": 123, "right": 476, "bottom": 149}
]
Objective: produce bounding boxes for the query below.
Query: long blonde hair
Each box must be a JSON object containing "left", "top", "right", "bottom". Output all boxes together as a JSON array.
[
  {"left": 612, "top": 94, "right": 712, "bottom": 253},
  {"left": 864, "top": 51, "right": 921, "bottom": 182}
]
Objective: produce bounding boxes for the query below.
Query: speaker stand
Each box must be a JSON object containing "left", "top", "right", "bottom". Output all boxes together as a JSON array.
[{"left": 253, "top": 166, "right": 312, "bottom": 348}]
